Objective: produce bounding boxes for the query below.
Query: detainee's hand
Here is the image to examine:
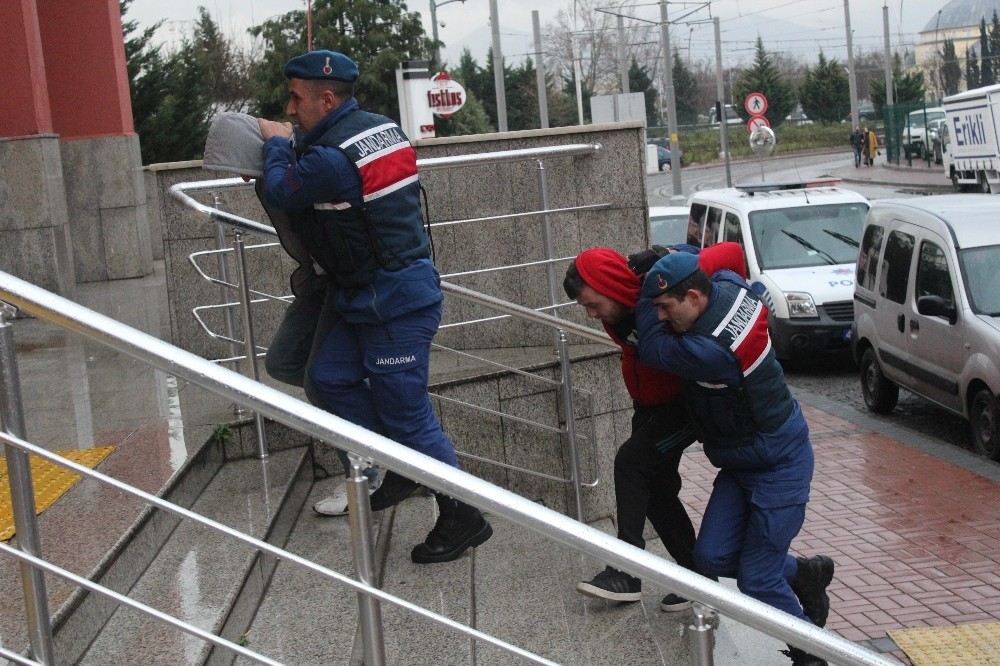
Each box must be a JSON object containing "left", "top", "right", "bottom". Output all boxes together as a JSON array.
[{"left": 258, "top": 119, "right": 293, "bottom": 140}]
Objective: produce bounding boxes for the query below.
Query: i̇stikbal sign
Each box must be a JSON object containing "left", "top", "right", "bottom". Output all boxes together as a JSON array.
[{"left": 396, "top": 62, "right": 467, "bottom": 140}]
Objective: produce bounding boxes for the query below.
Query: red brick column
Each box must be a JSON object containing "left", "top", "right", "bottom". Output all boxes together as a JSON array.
[
  {"left": 0, "top": 0, "right": 53, "bottom": 137},
  {"left": 35, "top": 0, "right": 134, "bottom": 139}
]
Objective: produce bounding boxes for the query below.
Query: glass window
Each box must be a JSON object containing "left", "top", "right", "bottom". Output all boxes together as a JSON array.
[
  {"left": 703, "top": 207, "right": 722, "bottom": 247},
  {"left": 959, "top": 245, "right": 1000, "bottom": 315},
  {"left": 880, "top": 230, "right": 914, "bottom": 304},
  {"left": 687, "top": 203, "right": 707, "bottom": 246},
  {"left": 916, "top": 241, "right": 954, "bottom": 306},
  {"left": 649, "top": 213, "right": 689, "bottom": 246},
  {"left": 724, "top": 212, "right": 743, "bottom": 243},
  {"left": 857, "top": 224, "right": 884, "bottom": 290},
  {"left": 747, "top": 202, "right": 868, "bottom": 270}
]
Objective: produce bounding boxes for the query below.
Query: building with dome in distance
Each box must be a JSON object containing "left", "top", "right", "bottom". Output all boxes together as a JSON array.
[{"left": 916, "top": 0, "right": 1000, "bottom": 100}]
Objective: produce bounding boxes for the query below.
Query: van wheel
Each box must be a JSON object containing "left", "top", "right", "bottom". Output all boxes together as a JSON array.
[
  {"left": 970, "top": 388, "right": 1000, "bottom": 460},
  {"left": 860, "top": 348, "right": 898, "bottom": 414}
]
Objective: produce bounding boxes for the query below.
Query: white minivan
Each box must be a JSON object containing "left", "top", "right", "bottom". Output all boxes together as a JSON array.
[
  {"left": 686, "top": 181, "right": 869, "bottom": 360},
  {"left": 853, "top": 195, "right": 1000, "bottom": 460}
]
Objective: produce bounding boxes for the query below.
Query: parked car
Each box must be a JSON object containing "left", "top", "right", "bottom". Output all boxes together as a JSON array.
[
  {"left": 685, "top": 180, "right": 869, "bottom": 360},
  {"left": 853, "top": 195, "right": 1000, "bottom": 460},
  {"left": 651, "top": 144, "right": 683, "bottom": 170},
  {"left": 902, "top": 106, "right": 945, "bottom": 160},
  {"left": 784, "top": 112, "right": 814, "bottom": 125},
  {"left": 648, "top": 206, "right": 690, "bottom": 246}
]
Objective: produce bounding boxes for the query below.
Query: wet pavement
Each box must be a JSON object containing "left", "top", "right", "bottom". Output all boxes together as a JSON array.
[{"left": 679, "top": 398, "right": 1000, "bottom": 664}]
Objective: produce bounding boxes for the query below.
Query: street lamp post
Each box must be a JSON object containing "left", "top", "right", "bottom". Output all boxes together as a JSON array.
[{"left": 429, "top": 0, "right": 465, "bottom": 66}]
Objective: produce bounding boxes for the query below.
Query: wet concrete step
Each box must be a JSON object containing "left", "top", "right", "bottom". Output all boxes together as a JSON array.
[
  {"left": 230, "top": 476, "right": 389, "bottom": 666},
  {"left": 76, "top": 446, "right": 311, "bottom": 666}
]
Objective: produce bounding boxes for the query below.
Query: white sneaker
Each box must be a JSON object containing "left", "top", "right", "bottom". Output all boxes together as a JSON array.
[{"left": 312, "top": 471, "right": 383, "bottom": 517}]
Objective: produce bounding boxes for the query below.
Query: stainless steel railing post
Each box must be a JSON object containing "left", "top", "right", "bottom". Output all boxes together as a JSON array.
[
  {"left": 0, "top": 305, "right": 55, "bottom": 664},
  {"left": 536, "top": 160, "right": 560, "bottom": 312},
  {"left": 233, "top": 232, "right": 268, "bottom": 458},
  {"left": 211, "top": 193, "right": 243, "bottom": 386},
  {"left": 556, "top": 330, "right": 584, "bottom": 521},
  {"left": 347, "top": 454, "right": 386, "bottom": 666},
  {"left": 688, "top": 602, "right": 716, "bottom": 666}
]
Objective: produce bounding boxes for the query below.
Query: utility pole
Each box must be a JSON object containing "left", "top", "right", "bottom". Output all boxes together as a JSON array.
[
  {"left": 617, "top": 15, "right": 630, "bottom": 94},
  {"left": 429, "top": 0, "right": 440, "bottom": 65},
  {"left": 659, "top": 0, "right": 682, "bottom": 196},
  {"left": 883, "top": 2, "right": 894, "bottom": 107},
  {"left": 533, "top": 10, "right": 549, "bottom": 129},
  {"left": 572, "top": 33, "right": 585, "bottom": 124},
  {"left": 714, "top": 17, "right": 732, "bottom": 187},
  {"left": 489, "top": 0, "right": 508, "bottom": 131},
  {"left": 844, "top": 0, "right": 860, "bottom": 128}
]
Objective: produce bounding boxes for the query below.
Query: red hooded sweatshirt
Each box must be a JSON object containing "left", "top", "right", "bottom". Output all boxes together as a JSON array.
[{"left": 575, "top": 242, "right": 747, "bottom": 406}]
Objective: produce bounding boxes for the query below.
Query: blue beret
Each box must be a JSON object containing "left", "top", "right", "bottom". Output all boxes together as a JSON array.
[
  {"left": 642, "top": 252, "right": 700, "bottom": 298},
  {"left": 283, "top": 50, "right": 359, "bottom": 82}
]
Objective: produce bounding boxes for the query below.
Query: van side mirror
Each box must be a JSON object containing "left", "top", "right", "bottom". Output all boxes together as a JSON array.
[{"left": 917, "top": 295, "right": 957, "bottom": 324}]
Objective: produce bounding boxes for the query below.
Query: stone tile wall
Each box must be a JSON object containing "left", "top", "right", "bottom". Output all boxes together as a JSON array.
[
  {"left": 59, "top": 134, "right": 153, "bottom": 282},
  {"left": 0, "top": 135, "right": 75, "bottom": 294}
]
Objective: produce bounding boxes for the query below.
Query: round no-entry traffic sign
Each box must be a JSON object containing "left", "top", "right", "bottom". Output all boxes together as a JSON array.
[
  {"left": 744, "top": 92, "right": 768, "bottom": 116},
  {"left": 747, "top": 115, "right": 771, "bottom": 134}
]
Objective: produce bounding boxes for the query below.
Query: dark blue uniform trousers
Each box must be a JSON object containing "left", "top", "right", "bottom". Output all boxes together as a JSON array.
[
  {"left": 307, "top": 300, "right": 459, "bottom": 468},
  {"left": 694, "top": 470, "right": 809, "bottom": 621}
]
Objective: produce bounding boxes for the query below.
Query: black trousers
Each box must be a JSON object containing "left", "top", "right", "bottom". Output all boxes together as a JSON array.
[{"left": 614, "top": 401, "right": 698, "bottom": 573}]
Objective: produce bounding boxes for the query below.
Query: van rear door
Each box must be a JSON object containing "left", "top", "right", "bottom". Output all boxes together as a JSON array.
[{"left": 873, "top": 225, "right": 917, "bottom": 386}]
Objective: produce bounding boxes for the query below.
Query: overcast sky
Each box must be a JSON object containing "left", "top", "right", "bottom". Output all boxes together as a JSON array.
[{"left": 127, "top": 0, "right": 956, "bottom": 66}]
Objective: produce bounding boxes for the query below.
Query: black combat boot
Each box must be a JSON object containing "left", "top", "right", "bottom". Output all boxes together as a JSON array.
[
  {"left": 782, "top": 645, "right": 828, "bottom": 666},
  {"left": 368, "top": 470, "right": 421, "bottom": 511},
  {"left": 791, "top": 555, "right": 835, "bottom": 628},
  {"left": 411, "top": 494, "right": 493, "bottom": 564}
]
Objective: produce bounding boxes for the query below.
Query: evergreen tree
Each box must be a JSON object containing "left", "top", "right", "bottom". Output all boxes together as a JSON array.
[
  {"left": 990, "top": 11, "right": 1000, "bottom": 82},
  {"left": 732, "top": 37, "right": 796, "bottom": 127},
  {"left": 981, "top": 19, "right": 994, "bottom": 86},
  {"left": 940, "top": 39, "right": 962, "bottom": 96},
  {"left": 671, "top": 51, "right": 698, "bottom": 125},
  {"left": 505, "top": 58, "right": 541, "bottom": 131},
  {"left": 967, "top": 46, "right": 981, "bottom": 89},
  {"left": 871, "top": 53, "right": 925, "bottom": 115},
  {"left": 120, "top": 0, "right": 165, "bottom": 163},
  {"left": 799, "top": 51, "right": 850, "bottom": 123},
  {"left": 249, "top": 0, "right": 431, "bottom": 121},
  {"left": 121, "top": 3, "right": 242, "bottom": 163}
]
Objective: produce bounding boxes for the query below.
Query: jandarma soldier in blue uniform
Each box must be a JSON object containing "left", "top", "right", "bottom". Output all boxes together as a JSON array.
[
  {"left": 635, "top": 252, "right": 835, "bottom": 666},
  {"left": 258, "top": 50, "right": 492, "bottom": 564}
]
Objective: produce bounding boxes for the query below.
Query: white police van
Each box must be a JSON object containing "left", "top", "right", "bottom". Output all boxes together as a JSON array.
[{"left": 686, "top": 180, "right": 870, "bottom": 360}]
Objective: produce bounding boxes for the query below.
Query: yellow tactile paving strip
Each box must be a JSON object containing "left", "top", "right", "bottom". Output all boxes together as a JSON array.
[
  {"left": 0, "top": 447, "right": 115, "bottom": 541},
  {"left": 889, "top": 622, "right": 1000, "bottom": 665}
]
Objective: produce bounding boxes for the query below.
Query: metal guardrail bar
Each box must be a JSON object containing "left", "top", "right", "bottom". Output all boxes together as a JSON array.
[
  {"left": 440, "top": 256, "right": 575, "bottom": 280},
  {"left": 0, "top": 271, "right": 893, "bottom": 666},
  {"left": 169, "top": 180, "right": 616, "bottom": 349},
  {"left": 415, "top": 143, "right": 602, "bottom": 171},
  {"left": 0, "top": 429, "right": 556, "bottom": 666},
  {"left": 440, "top": 281, "right": 617, "bottom": 348},
  {"left": 168, "top": 142, "right": 602, "bottom": 215},
  {"left": 429, "top": 203, "right": 610, "bottom": 228},
  {"left": 0, "top": 539, "right": 282, "bottom": 666},
  {"left": 0, "top": 644, "right": 40, "bottom": 666}
]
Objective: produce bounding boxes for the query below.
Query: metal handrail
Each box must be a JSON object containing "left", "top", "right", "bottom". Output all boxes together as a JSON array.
[
  {"left": 0, "top": 431, "right": 554, "bottom": 666},
  {"left": 0, "top": 271, "right": 892, "bottom": 666}
]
